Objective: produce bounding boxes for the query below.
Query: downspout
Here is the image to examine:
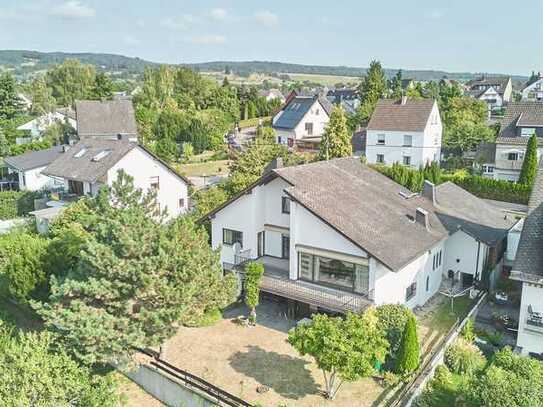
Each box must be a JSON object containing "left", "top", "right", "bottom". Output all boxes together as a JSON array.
[{"left": 474, "top": 240, "right": 481, "bottom": 283}]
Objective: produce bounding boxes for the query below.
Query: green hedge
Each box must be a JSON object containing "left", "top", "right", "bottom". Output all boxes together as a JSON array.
[
  {"left": 372, "top": 162, "right": 531, "bottom": 205},
  {"left": 0, "top": 191, "right": 36, "bottom": 220}
]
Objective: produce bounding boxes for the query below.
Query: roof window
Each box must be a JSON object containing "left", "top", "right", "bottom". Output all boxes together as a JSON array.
[{"left": 91, "top": 150, "right": 112, "bottom": 162}]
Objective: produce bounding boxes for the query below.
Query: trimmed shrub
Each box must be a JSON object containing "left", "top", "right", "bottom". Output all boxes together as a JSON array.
[
  {"left": 518, "top": 133, "right": 538, "bottom": 186},
  {"left": 445, "top": 337, "right": 485, "bottom": 374},
  {"left": 0, "top": 231, "right": 49, "bottom": 301},
  {"left": 244, "top": 262, "right": 264, "bottom": 324},
  {"left": 395, "top": 315, "right": 420, "bottom": 374},
  {"left": 376, "top": 304, "right": 414, "bottom": 363},
  {"left": 0, "top": 191, "right": 36, "bottom": 220},
  {"left": 432, "top": 364, "right": 453, "bottom": 388}
]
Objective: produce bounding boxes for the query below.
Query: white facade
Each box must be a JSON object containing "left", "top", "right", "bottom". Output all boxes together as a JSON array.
[
  {"left": 517, "top": 283, "right": 543, "bottom": 355},
  {"left": 273, "top": 99, "right": 330, "bottom": 145},
  {"left": 477, "top": 87, "right": 503, "bottom": 110},
  {"left": 522, "top": 78, "right": 543, "bottom": 101},
  {"left": 443, "top": 230, "right": 488, "bottom": 282},
  {"left": 493, "top": 143, "right": 543, "bottom": 182},
  {"left": 54, "top": 146, "right": 189, "bottom": 219},
  {"left": 16, "top": 112, "right": 76, "bottom": 144},
  {"left": 211, "top": 176, "right": 455, "bottom": 309},
  {"left": 9, "top": 165, "right": 63, "bottom": 191},
  {"left": 366, "top": 102, "right": 442, "bottom": 167}
]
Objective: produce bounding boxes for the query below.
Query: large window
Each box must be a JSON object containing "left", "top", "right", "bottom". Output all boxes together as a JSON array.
[
  {"left": 298, "top": 252, "right": 369, "bottom": 294},
  {"left": 223, "top": 229, "right": 243, "bottom": 246}
]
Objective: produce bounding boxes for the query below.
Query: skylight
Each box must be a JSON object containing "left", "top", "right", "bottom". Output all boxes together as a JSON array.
[
  {"left": 91, "top": 150, "right": 112, "bottom": 162},
  {"left": 74, "top": 148, "right": 87, "bottom": 158}
]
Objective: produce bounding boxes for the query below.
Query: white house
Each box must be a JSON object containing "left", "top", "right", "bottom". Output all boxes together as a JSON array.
[
  {"left": 466, "top": 76, "right": 513, "bottom": 112},
  {"left": 258, "top": 89, "right": 285, "bottom": 103},
  {"left": 202, "top": 158, "right": 513, "bottom": 315},
  {"left": 3, "top": 146, "right": 66, "bottom": 191},
  {"left": 272, "top": 95, "right": 331, "bottom": 149},
  {"left": 16, "top": 108, "right": 76, "bottom": 145},
  {"left": 510, "top": 163, "right": 543, "bottom": 356},
  {"left": 491, "top": 102, "right": 543, "bottom": 182},
  {"left": 42, "top": 137, "right": 191, "bottom": 219},
  {"left": 365, "top": 98, "right": 442, "bottom": 168},
  {"left": 521, "top": 75, "right": 543, "bottom": 102}
]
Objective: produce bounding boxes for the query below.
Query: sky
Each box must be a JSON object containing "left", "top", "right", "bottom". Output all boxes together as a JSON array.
[{"left": 0, "top": 1, "right": 541, "bottom": 75}]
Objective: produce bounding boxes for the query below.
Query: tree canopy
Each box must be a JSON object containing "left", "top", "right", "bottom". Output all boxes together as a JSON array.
[
  {"left": 288, "top": 310, "right": 388, "bottom": 399},
  {"left": 0, "top": 72, "right": 22, "bottom": 120},
  {"left": 35, "top": 171, "right": 237, "bottom": 365},
  {"left": 319, "top": 105, "right": 352, "bottom": 160}
]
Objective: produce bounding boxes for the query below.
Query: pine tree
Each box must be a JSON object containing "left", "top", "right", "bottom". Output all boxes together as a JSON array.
[
  {"left": 395, "top": 315, "right": 420, "bottom": 374},
  {"left": 390, "top": 70, "right": 403, "bottom": 99},
  {"left": 358, "top": 60, "right": 388, "bottom": 106},
  {"left": 518, "top": 133, "right": 538, "bottom": 186},
  {"left": 319, "top": 105, "right": 352, "bottom": 160},
  {"left": 35, "top": 171, "right": 237, "bottom": 365}
]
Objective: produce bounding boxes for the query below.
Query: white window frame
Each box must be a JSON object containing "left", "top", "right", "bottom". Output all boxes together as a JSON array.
[{"left": 377, "top": 134, "right": 386, "bottom": 145}]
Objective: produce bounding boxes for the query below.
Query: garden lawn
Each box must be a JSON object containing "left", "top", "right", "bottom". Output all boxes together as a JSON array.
[{"left": 175, "top": 159, "right": 231, "bottom": 177}]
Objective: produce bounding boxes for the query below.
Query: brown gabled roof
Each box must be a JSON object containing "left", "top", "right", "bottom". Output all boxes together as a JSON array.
[
  {"left": 367, "top": 98, "right": 436, "bottom": 132},
  {"left": 466, "top": 76, "right": 511, "bottom": 96},
  {"left": 203, "top": 158, "right": 514, "bottom": 272},
  {"left": 76, "top": 99, "right": 138, "bottom": 137},
  {"left": 496, "top": 102, "right": 543, "bottom": 143}
]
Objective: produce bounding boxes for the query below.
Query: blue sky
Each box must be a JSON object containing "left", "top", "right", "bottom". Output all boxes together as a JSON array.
[{"left": 0, "top": 1, "right": 540, "bottom": 75}]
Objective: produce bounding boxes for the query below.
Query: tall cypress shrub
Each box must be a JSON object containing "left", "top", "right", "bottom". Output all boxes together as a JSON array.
[
  {"left": 518, "top": 133, "right": 538, "bottom": 186},
  {"left": 395, "top": 315, "right": 420, "bottom": 374}
]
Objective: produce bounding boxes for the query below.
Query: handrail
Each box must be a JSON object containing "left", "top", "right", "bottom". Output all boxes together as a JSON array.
[{"left": 138, "top": 348, "right": 253, "bottom": 407}]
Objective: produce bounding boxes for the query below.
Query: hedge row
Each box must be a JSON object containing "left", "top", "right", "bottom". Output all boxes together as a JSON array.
[
  {"left": 372, "top": 163, "right": 531, "bottom": 205},
  {"left": 442, "top": 174, "right": 531, "bottom": 205},
  {"left": 0, "top": 191, "right": 36, "bottom": 220}
]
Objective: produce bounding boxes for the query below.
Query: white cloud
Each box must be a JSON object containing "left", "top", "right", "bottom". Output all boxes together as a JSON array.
[
  {"left": 427, "top": 9, "right": 444, "bottom": 19},
  {"left": 187, "top": 35, "right": 226, "bottom": 45},
  {"left": 254, "top": 10, "right": 278, "bottom": 27},
  {"left": 123, "top": 35, "right": 140, "bottom": 46},
  {"left": 160, "top": 14, "right": 196, "bottom": 30},
  {"left": 50, "top": 1, "right": 95, "bottom": 19},
  {"left": 209, "top": 8, "right": 227, "bottom": 21}
]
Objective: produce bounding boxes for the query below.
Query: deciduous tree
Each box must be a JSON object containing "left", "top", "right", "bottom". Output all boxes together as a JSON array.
[
  {"left": 0, "top": 72, "right": 22, "bottom": 120},
  {"left": 288, "top": 310, "right": 388, "bottom": 399},
  {"left": 319, "top": 105, "right": 352, "bottom": 160}
]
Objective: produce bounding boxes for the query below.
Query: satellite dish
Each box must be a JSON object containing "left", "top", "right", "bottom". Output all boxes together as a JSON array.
[{"left": 233, "top": 242, "right": 242, "bottom": 254}]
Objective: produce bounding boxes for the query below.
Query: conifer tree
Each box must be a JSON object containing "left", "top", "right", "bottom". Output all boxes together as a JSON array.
[
  {"left": 518, "top": 133, "right": 538, "bottom": 186},
  {"left": 244, "top": 262, "right": 264, "bottom": 324},
  {"left": 395, "top": 315, "right": 420, "bottom": 374},
  {"left": 319, "top": 105, "right": 352, "bottom": 160}
]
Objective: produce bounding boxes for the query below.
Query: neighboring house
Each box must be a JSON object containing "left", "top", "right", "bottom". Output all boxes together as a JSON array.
[
  {"left": 202, "top": 158, "right": 513, "bottom": 314},
  {"left": 16, "top": 108, "right": 76, "bottom": 144},
  {"left": 521, "top": 74, "right": 543, "bottom": 102},
  {"left": 510, "top": 163, "right": 543, "bottom": 356},
  {"left": 42, "top": 137, "right": 190, "bottom": 219},
  {"left": 75, "top": 99, "right": 138, "bottom": 140},
  {"left": 3, "top": 146, "right": 66, "bottom": 191},
  {"left": 492, "top": 102, "right": 543, "bottom": 182},
  {"left": 326, "top": 89, "right": 360, "bottom": 115},
  {"left": 258, "top": 89, "right": 285, "bottom": 103},
  {"left": 466, "top": 76, "right": 513, "bottom": 111},
  {"left": 272, "top": 95, "right": 332, "bottom": 149},
  {"left": 365, "top": 97, "right": 442, "bottom": 167}
]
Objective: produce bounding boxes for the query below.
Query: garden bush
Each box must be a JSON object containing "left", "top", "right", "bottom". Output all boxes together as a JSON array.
[
  {"left": 432, "top": 365, "right": 453, "bottom": 388},
  {"left": 444, "top": 337, "right": 485, "bottom": 374},
  {"left": 375, "top": 304, "right": 414, "bottom": 365},
  {"left": 0, "top": 191, "right": 36, "bottom": 220},
  {"left": 461, "top": 318, "right": 476, "bottom": 342}
]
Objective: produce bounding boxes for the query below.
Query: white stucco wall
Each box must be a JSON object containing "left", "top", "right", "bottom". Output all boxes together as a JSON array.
[
  {"left": 517, "top": 283, "right": 543, "bottom": 355},
  {"left": 274, "top": 99, "right": 330, "bottom": 144},
  {"left": 15, "top": 166, "right": 60, "bottom": 191},
  {"left": 372, "top": 242, "right": 445, "bottom": 308},
  {"left": 107, "top": 147, "right": 189, "bottom": 219},
  {"left": 443, "top": 230, "right": 487, "bottom": 281},
  {"left": 366, "top": 102, "right": 442, "bottom": 168},
  {"left": 522, "top": 79, "right": 543, "bottom": 101}
]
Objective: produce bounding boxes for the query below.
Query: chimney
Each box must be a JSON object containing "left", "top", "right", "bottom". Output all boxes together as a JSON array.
[
  {"left": 422, "top": 180, "right": 436, "bottom": 205},
  {"left": 401, "top": 96, "right": 408, "bottom": 105},
  {"left": 415, "top": 207, "right": 430, "bottom": 230}
]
